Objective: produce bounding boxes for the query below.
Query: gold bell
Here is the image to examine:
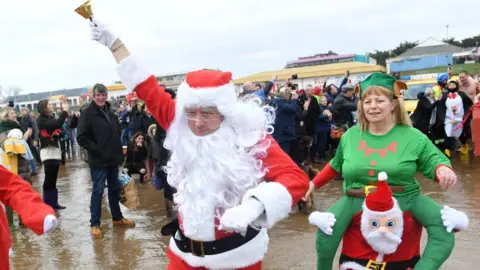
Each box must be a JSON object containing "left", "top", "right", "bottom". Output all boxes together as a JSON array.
[{"left": 75, "top": 0, "right": 94, "bottom": 20}]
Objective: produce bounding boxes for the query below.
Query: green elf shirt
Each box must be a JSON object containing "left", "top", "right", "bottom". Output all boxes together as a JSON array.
[
  {"left": 315, "top": 125, "right": 455, "bottom": 270},
  {"left": 331, "top": 124, "right": 450, "bottom": 195}
]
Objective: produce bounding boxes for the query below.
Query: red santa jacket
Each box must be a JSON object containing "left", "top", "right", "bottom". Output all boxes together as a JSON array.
[
  {"left": 0, "top": 165, "right": 55, "bottom": 270},
  {"left": 133, "top": 75, "right": 310, "bottom": 241},
  {"left": 342, "top": 211, "right": 422, "bottom": 262}
]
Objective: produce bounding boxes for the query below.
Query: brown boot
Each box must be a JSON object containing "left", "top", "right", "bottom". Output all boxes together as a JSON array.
[
  {"left": 165, "top": 200, "right": 174, "bottom": 218},
  {"left": 90, "top": 226, "right": 103, "bottom": 238},
  {"left": 112, "top": 218, "right": 136, "bottom": 228}
]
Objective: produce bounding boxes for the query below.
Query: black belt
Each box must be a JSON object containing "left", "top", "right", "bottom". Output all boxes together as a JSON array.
[
  {"left": 162, "top": 218, "right": 261, "bottom": 257},
  {"left": 339, "top": 254, "right": 420, "bottom": 270}
]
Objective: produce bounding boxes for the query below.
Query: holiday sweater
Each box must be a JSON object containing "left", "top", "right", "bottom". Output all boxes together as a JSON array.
[{"left": 313, "top": 125, "right": 454, "bottom": 270}]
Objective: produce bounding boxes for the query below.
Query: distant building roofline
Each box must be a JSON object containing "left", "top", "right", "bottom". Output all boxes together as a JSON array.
[{"left": 287, "top": 53, "right": 357, "bottom": 65}]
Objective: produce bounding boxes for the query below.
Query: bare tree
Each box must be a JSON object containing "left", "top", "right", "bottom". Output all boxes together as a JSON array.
[{"left": 0, "top": 85, "right": 22, "bottom": 104}]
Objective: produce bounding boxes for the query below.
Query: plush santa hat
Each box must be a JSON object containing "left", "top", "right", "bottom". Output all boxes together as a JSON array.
[
  {"left": 364, "top": 172, "right": 399, "bottom": 214},
  {"left": 176, "top": 69, "right": 237, "bottom": 109}
]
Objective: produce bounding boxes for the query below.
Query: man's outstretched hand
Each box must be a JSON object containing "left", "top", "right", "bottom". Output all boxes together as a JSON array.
[{"left": 89, "top": 16, "right": 118, "bottom": 49}]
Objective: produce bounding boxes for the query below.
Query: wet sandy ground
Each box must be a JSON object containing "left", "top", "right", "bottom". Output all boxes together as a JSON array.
[{"left": 9, "top": 151, "right": 479, "bottom": 269}]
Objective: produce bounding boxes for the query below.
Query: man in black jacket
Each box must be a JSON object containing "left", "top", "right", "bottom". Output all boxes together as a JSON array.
[
  {"left": 332, "top": 84, "right": 358, "bottom": 128},
  {"left": 77, "top": 83, "right": 135, "bottom": 238}
]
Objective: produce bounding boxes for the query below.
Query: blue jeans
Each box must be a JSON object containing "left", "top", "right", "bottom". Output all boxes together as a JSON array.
[
  {"left": 121, "top": 128, "right": 130, "bottom": 146},
  {"left": 70, "top": 128, "right": 77, "bottom": 146},
  {"left": 29, "top": 159, "right": 37, "bottom": 173},
  {"left": 90, "top": 166, "right": 123, "bottom": 227}
]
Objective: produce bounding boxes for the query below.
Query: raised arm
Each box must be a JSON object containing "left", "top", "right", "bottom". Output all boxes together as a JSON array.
[{"left": 89, "top": 17, "right": 176, "bottom": 131}]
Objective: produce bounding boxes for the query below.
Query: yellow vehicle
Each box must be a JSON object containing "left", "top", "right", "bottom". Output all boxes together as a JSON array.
[{"left": 403, "top": 79, "right": 436, "bottom": 114}]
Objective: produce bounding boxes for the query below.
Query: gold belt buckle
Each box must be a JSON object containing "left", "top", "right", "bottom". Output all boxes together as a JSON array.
[
  {"left": 366, "top": 259, "right": 386, "bottom": 270},
  {"left": 190, "top": 239, "right": 205, "bottom": 257},
  {"left": 364, "top": 185, "right": 376, "bottom": 196}
]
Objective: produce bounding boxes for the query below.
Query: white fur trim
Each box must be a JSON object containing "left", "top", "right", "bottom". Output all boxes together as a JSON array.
[
  {"left": 176, "top": 81, "right": 237, "bottom": 108},
  {"left": 241, "top": 182, "right": 293, "bottom": 229},
  {"left": 340, "top": 261, "right": 368, "bottom": 270},
  {"left": 9, "top": 247, "right": 12, "bottom": 257},
  {"left": 116, "top": 56, "right": 151, "bottom": 93},
  {"left": 169, "top": 228, "right": 268, "bottom": 269},
  {"left": 378, "top": 172, "right": 387, "bottom": 181}
]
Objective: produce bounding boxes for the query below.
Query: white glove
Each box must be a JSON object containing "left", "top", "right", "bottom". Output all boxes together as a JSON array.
[
  {"left": 218, "top": 199, "right": 264, "bottom": 235},
  {"left": 89, "top": 16, "right": 118, "bottom": 49},
  {"left": 43, "top": 214, "right": 58, "bottom": 234},
  {"left": 309, "top": 211, "right": 336, "bottom": 236},
  {"left": 441, "top": 205, "right": 469, "bottom": 233}
]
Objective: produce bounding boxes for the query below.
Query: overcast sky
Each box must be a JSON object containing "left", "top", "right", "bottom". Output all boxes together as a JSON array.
[{"left": 1, "top": 0, "right": 479, "bottom": 94}]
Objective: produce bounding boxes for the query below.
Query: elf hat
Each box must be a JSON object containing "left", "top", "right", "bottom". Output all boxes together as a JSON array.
[
  {"left": 365, "top": 172, "right": 394, "bottom": 212},
  {"left": 176, "top": 69, "right": 237, "bottom": 108},
  {"left": 354, "top": 72, "right": 408, "bottom": 99}
]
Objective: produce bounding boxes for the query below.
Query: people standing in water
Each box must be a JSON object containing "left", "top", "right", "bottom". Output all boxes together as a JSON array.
[
  {"left": 304, "top": 73, "right": 459, "bottom": 270},
  {"left": 37, "top": 99, "right": 69, "bottom": 210},
  {"left": 0, "top": 107, "right": 33, "bottom": 230}
]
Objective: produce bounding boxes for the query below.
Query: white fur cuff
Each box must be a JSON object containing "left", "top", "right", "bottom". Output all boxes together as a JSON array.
[
  {"left": 242, "top": 182, "right": 293, "bottom": 229},
  {"left": 116, "top": 56, "right": 151, "bottom": 93}
]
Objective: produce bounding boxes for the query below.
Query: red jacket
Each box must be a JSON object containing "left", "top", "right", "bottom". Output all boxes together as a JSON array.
[{"left": 0, "top": 165, "right": 55, "bottom": 270}]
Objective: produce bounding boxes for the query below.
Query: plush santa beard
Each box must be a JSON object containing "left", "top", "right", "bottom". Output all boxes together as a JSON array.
[
  {"left": 360, "top": 206, "right": 404, "bottom": 255},
  {"left": 163, "top": 95, "right": 275, "bottom": 237}
]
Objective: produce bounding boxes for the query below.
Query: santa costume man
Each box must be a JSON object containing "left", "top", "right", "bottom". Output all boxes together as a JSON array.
[
  {"left": 0, "top": 164, "right": 58, "bottom": 270},
  {"left": 310, "top": 172, "right": 469, "bottom": 270},
  {"left": 88, "top": 17, "right": 309, "bottom": 269}
]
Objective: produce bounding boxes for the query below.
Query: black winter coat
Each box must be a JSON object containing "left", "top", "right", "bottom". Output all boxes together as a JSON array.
[
  {"left": 37, "top": 111, "right": 68, "bottom": 149},
  {"left": 77, "top": 101, "right": 123, "bottom": 168}
]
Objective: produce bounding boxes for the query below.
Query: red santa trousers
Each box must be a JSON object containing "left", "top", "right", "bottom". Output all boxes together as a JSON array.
[{"left": 167, "top": 248, "right": 262, "bottom": 270}]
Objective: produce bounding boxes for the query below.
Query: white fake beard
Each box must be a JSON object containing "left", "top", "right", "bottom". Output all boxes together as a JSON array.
[
  {"left": 360, "top": 203, "right": 404, "bottom": 255},
  {"left": 163, "top": 95, "right": 275, "bottom": 237},
  {"left": 365, "top": 230, "right": 402, "bottom": 255}
]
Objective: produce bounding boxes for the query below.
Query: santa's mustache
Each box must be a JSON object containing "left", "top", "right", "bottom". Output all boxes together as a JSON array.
[{"left": 366, "top": 230, "right": 402, "bottom": 244}]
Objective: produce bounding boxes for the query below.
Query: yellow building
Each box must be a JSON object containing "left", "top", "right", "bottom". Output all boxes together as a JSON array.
[{"left": 232, "top": 62, "right": 386, "bottom": 91}]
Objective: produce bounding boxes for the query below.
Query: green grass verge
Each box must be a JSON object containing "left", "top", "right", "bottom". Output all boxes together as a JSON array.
[{"left": 400, "top": 63, "right": 480, "bottom": 76}]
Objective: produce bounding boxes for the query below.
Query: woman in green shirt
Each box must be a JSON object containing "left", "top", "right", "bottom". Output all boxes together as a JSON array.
[{"left": 304, "top": 73, "right": 458, "bottom": 270}]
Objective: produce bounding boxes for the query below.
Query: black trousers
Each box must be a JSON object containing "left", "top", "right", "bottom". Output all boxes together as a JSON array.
[
  {"left": 126, "top": 165, "right": 146, "bottom": 182},
  {"left": 43, "top": 160, "right": 60, "bottom": 191}
]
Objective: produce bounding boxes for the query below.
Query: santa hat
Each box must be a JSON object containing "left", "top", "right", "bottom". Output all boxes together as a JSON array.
[
  {"left": 313, "top": 86, "right": 322, "bottom": 96},
  {"left": 176, "top": 69, "right": 237, "bottom": 108},
  {"left": 365, "top": 172, "right": 394, "bottom": 212}
]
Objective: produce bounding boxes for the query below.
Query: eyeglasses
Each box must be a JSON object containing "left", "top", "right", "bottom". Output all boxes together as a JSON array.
[{"left": 184, "top": 111, "right": 222, "bottom": 121}]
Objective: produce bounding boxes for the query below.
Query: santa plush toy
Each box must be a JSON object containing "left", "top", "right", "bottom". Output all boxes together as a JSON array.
[{"left": 310, "top": 172, "right": 469, "bottom": 270}]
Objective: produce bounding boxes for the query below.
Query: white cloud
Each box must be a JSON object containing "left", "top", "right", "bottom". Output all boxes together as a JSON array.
[{"left": 0, "top": 0, "right": 479, "bottom": 94}]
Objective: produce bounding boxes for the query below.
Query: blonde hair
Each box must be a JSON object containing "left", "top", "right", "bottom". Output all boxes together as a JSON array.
[
  {"left": 148, "top": 124, "right": 157, "bottom": 137},
  {"left": 0, "top": 107, "right": 14, "bottom": 122},
  {"left": 357, "top": 86, "right": 411, "bottom": 131}
]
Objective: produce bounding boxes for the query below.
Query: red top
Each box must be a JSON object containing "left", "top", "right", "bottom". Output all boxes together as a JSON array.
[{"left": 0, "top": 165, "right": 55, "bottom": 269}]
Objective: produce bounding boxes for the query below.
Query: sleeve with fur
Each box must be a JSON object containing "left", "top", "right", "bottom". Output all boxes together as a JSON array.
[
  {"left": 242, "top": 135, "right": 309, "bottom": 228},
  {"left": 312, "top": 162, "right": 339, "bottom": 189},
  {"left": 0, "top": 165, "right": 55, "bottom": 235},
  {"left": 116, "top": 56, "right": 176, "bottom": 131}
]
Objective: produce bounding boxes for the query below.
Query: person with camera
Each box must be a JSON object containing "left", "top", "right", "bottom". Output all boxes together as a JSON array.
[
  {"left": 241, "top": 75, "right": 277, "bottom": 102},
  {"left": 331, "top": 83, "right": 358, "bottom": 139},
  {"left": 37, "top": 99, "right": 69, "bottom": 210},
  {"left": 270, "top": 85, "right": 299, "bottom": 158}
]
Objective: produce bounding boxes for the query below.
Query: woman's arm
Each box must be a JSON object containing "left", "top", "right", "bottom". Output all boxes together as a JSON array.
[{"left": 416, "top": 132, "right": 452, "bottom": 182}]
